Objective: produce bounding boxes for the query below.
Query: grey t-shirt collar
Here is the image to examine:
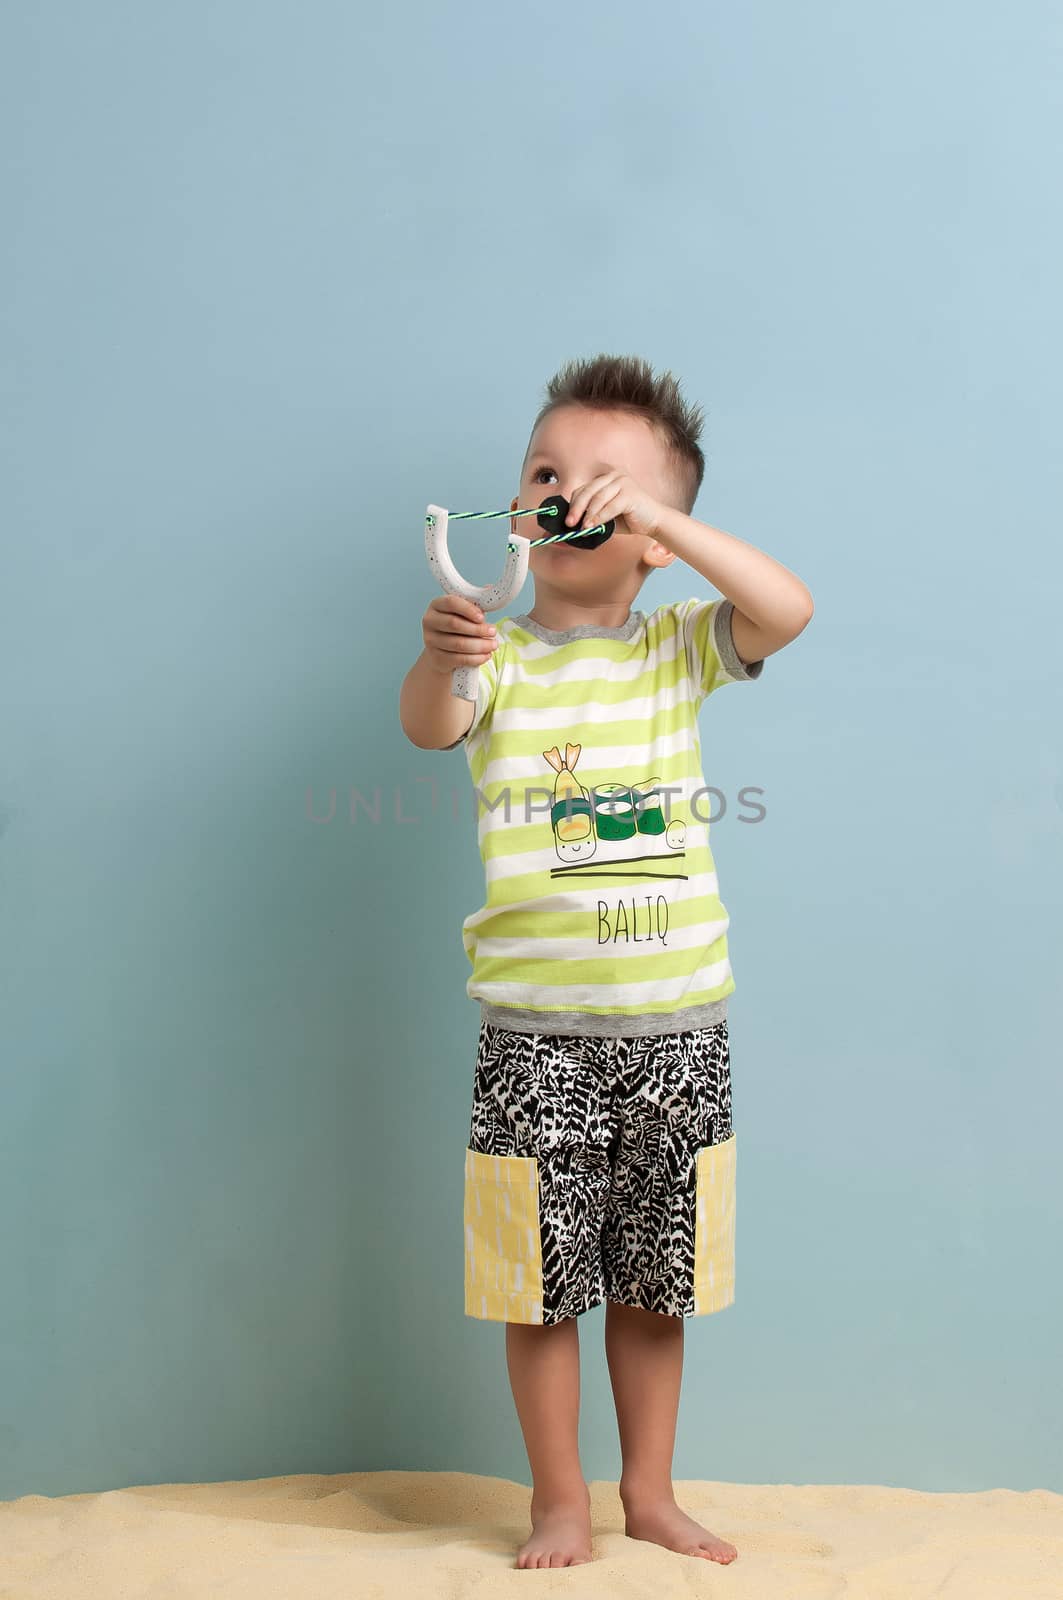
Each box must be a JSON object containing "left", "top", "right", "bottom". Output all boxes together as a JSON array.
[{"left": 511, "top": 610, "right": 645, "bottom": 645}]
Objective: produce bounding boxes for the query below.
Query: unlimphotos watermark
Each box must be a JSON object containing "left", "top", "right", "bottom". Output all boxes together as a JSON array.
[{"left": 306, "top": 781, "right": 767, "bottom": 826}]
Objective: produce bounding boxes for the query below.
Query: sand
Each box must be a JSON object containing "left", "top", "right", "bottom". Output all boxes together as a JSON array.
[{"left": 2, "top": 1469, "right": 1061, "bottom": 1598}]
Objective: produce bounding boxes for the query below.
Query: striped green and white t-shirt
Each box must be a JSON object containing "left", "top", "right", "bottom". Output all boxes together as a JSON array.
[{"left": 447, "top": 598, "right": 764, "bottom": 1038}]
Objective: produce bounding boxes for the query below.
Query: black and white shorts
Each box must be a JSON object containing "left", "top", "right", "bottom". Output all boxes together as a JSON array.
[{"left": 463, "top": 1019, "right": 736, "bottom": 1325}]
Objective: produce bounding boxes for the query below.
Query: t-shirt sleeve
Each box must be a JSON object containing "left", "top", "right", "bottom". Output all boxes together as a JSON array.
[
  {"left": 678, "top": 596, "right": 765, "bottom": 701},
  {"left": 441, "top": 638, "right": 505, "bottom": 749}
]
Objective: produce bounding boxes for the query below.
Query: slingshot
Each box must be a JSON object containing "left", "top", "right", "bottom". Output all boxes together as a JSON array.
[{"left": 425, "top": 494, "right": 616, "bottom": 702}]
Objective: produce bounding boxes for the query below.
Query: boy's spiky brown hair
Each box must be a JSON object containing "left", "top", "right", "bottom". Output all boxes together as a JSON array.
[{"left": 524, "top": 353, "right": 706, "bottom": 515}]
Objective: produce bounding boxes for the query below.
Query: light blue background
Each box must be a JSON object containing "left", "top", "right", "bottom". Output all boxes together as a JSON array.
[{"left": 2, "top": 0, "right": 1060, "bottom": 1502}]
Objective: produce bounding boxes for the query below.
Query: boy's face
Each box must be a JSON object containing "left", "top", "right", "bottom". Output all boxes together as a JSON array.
[{"left": 511, "top": 405, "right": 679, "bottom": 604}]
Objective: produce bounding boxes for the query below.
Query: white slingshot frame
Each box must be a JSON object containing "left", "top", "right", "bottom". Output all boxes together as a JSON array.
[{"left": 424, "top": 493, "right": 614, "bottom": 703}]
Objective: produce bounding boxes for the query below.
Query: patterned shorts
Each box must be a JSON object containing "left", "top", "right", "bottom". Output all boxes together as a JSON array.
[{"left": 463, "top": 1019, "right": 736, "bottom": 1325}]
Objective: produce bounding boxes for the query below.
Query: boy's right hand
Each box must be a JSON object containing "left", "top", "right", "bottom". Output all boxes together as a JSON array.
[{"left": 422, "top": 595, "right": 499, "bottom": 675}]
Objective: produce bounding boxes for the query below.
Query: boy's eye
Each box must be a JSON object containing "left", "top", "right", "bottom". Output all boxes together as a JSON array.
[{"left": 532, "top": 466, "right": 557, "bottom": 483}]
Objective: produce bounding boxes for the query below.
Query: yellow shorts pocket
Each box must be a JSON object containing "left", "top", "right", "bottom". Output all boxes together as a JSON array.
[
  {"left": 464, "top": 1147, "right": 544, "bottom": 1324},
  {"left": 692, "top": 1132, "right": 736, "bottom": 1315}
]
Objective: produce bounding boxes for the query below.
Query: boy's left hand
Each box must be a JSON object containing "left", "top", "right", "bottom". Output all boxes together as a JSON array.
[{"left": 565, "top": 470, "right": 665, "bottom": 541}]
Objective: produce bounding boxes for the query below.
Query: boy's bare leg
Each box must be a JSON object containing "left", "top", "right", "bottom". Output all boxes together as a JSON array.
[
  {"left": 505, "top": 1319, "right": 593, "bottom": 1568},
  {"left": 605, "top": 1300, "right": 739, "bottom": 1564}
]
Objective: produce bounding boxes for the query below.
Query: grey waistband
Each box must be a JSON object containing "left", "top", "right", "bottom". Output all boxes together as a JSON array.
[{"left": 477, "top": 995, "right": 729, "bottom": 1039}]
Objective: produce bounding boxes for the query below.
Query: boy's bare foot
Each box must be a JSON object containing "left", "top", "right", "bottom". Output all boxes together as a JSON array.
[
  {"left": 516, "top": 1492, "right": 593, "bottom": 1568},
  {"left": 622, "top": 1493, "right": 738, "bottom": 1563}
]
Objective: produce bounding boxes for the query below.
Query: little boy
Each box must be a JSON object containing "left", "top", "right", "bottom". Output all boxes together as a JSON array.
[{"left": 400, "top": 354, "right": 813, "bottom": 1570}]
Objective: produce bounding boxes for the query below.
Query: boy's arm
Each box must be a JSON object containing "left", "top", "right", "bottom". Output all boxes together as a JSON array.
[
  {"left": 399, "top": 649, "right": 476, "bottom": 749},
  {"left": 654, "top": 503, "right": 814, "bottom": 665},
  {"left": 729, "top": 605, "right": 803, "bottom": 668}
]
